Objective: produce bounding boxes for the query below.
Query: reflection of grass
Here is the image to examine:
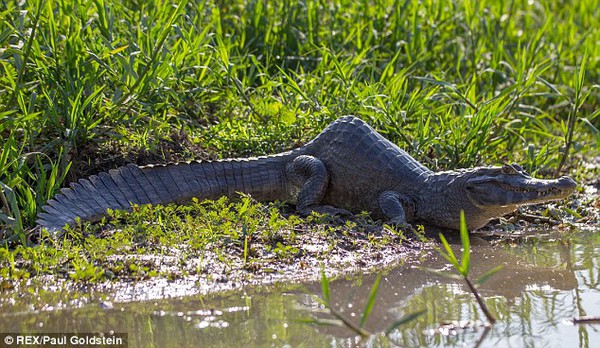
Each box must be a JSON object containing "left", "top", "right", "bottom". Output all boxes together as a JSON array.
[
  {"left": 303, "top": 269, "right": 426, "bottom": 338},
  {"left": 432, "top": 210, "right": 502, "bottom": 324},
  {"left": 305, "top": 211, "right": 501, "bottom": 340}
]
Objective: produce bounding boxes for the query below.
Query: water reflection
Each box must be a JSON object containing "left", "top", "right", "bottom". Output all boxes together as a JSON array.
[
  {"left": 0, "top": 230, "right": 598, "bottom": 348},
  {"left": 302, "top": 229, "right": 599, "bottom": 348}
]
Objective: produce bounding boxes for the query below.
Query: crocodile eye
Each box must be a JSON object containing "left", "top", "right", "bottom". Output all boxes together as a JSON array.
[
  {"left": 511, "top": 163, "right": 524, "bottom": 172},
  {"left": 501, "top": 164, "right": 519, "bottom": 175}
]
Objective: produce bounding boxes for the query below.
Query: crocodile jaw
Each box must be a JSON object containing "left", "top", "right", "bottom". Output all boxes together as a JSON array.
[
  {"left": 465, "top": 173, "right": 577, "bottom": 208},
  {"left": 447, "top": 165, "right": 577, "bottom": 230}
]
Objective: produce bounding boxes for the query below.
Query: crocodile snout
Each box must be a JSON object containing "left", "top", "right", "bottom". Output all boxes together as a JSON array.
[{"left": 557, "top": 176, "right": 577, "bottom": 192}]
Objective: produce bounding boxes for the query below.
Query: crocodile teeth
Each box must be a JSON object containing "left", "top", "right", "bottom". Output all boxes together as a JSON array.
[
  {"left": 505, "top": 186, "right": 561, "bottom": 196},
  {"left": 536, "top": 189, "right": 560, "bottom": 197},
  {"left": 507, "top": 187, "right": 531, "bottom": 193}
]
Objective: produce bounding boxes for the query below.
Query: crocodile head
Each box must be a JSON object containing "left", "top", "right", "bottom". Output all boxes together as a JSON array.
[
  {"left": 460, "top": 163, "right": 577, "bottom": 229},
  {"left": 422, "top": 164, "right": 577, "bottom": 230}
]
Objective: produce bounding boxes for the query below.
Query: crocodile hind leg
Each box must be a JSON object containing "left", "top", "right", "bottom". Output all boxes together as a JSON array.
[
  {"left": 286, "top": 155, "right": 350, "bottom": 217},
  {"left": 378, "top": 190, "right": 414, "bottom": 230}
]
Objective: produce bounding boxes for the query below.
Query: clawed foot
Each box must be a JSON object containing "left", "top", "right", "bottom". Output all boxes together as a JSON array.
[
  {"left": 298, "top": 205, "right": 353, "bottom": 222},
  {"left": 386, "top": 217, "right": 415, "bottom": 232},
  {"left": 385, "top": 218, "right": 427, "bottom": 241}
]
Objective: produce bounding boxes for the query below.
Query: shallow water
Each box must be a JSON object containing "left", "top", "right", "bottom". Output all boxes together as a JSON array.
[{"left": 1, "top": 228, "right": 598, "bottom": 348}]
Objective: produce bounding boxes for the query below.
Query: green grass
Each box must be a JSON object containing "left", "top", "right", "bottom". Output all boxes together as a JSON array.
[
  {"left": 0, "top": 196, "right": 407, "bottom": 284},
  {"left": 0, "top": 0, "right": 599, "bottom": 240},
  {"left": 0, "top": 197, "right": 299, "bottom": 282}
]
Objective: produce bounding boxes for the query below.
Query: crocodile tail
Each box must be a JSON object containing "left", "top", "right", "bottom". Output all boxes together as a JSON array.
[{"left": 37, "top": 156, "right": 289, "bottom": 233}]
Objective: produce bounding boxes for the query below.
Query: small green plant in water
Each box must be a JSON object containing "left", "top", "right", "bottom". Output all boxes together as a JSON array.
[
  {"left": 302, "top": 269, "right": 426, "bottom": 338},
  {"left": 433, "top": 210, "right": 502, "bottom": 324}
]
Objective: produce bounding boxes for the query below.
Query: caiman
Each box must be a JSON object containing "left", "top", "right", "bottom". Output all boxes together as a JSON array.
[{"left": 37, "top": 116, "right": 577, "bottom": 232}]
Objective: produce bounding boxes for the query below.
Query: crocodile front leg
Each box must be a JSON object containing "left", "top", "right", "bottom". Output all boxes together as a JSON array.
[
  {"left": 378, "top": 190, "right": 414, "bottom": 229},
  {"left": 286, "top": 155, "right": 350, "bottom": 217}
]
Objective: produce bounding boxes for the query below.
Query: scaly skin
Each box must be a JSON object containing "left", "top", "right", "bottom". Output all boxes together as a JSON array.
[{"left": 37, "top": 116, "right": 577, "bottom": 232}]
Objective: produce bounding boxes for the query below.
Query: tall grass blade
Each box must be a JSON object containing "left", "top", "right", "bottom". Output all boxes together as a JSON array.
[
  {"left": 295, "top": 317, "right": 344, "bottom": 327},
  {"left": 384, "top": 309, "right": 427, "bottom": 335},
  {"left": 556, "top": 49, "right": 588, "bottom": 177},
  {"left": 320, "top": 268, "right": 331, "bottom": 305},
  {"left": 419, "top": 267, "right": 463, "bottom": 280},
  {"left": 438, "top": 233, "right": 462, "bottom": 275},
  {"left": 359, "top": 274, "right": 381, "bottom": 328},
  {"left": 0, "top": 181, "right": 25, "bottom": 245},
  {"left": 475, "top": 265, "right": 504, "bottom": 286},
  {"left": 459, "top": 210, "right": 470, "bottom": 275}
]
